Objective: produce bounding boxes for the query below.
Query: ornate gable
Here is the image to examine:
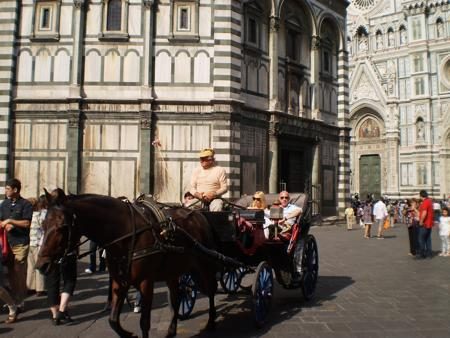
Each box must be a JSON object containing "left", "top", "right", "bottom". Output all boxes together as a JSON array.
[{"left": 350, "top": 61, "right": 387, "bottom": 104}]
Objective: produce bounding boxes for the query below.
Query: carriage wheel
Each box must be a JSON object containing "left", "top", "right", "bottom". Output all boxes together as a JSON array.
[
  {"left": 220, "top": 266, "right": 244, "bottom": 294},
  {"left": 301, "top": 235, "right": 319, "bottom": 301},
  {"left": 177, "top": 274, "right": 197, "bottom": 320},
  {"left": 252, "top": 261, "right": 273, "bottom": 328}
]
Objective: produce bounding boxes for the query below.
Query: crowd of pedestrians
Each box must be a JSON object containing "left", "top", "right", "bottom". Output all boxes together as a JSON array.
[
  {"left": 350, "top": 190, "right": 450, "bottom": 259},
  {"left": 0, "top": 179, "right": 79, "bottom": 325}
]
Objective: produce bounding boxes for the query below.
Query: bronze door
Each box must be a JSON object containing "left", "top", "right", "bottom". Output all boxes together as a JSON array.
[{"left": 359, "top": 155, "right": 381, "bottom": 200}]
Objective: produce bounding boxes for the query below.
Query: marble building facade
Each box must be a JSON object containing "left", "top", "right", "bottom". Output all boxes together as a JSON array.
[
  {"left": 348, "top": 0, "right": 450, "bottom": 200},
  {"left": 0, "top": 0, "right": 349, "bottom": 216}
]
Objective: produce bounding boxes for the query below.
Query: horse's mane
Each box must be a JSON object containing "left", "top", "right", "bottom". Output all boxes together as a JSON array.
[{"left": 66, "top": 193, "right": 127, "bottom": 209}]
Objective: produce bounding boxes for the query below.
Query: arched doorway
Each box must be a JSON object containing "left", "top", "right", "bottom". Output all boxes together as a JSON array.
[{"left": 351, "top": 113, "right": 385, "bottom": 200}]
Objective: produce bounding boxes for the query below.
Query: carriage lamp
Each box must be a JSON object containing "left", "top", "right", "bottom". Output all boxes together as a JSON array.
[{"left": 269, "top": 206, "right": 284, "bottom": 239}]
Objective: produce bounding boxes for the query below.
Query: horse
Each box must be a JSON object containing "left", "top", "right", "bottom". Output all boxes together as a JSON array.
[{"left": 36, "top": 188, "right": 219, "bottom": 338}]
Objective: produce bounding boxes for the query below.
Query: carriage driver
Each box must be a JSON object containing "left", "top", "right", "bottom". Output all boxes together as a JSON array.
[
  {"left": 190, "top": 148, "right": 228, "bottom": 211},
  {"left": 277, "top": 191, "right": 302, "bottom": 233}
]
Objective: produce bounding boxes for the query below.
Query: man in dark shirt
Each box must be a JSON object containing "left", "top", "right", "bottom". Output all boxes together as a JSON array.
[{"left": 0, "top": 178, "right": 32, "bottom": 311}]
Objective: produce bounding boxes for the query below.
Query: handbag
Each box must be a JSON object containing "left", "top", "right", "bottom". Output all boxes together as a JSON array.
[
  {"left": 383, "top": 218, "right": 390, "bottom": 230},
  {"left": 0, "top": 227, "right": 13, "bottom": 265}
]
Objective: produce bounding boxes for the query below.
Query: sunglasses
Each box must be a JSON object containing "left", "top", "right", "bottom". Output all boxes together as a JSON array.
[
  {"left": 253, "top": 197, "right": 261, "bottom": 201},
  {"left": 280, "top": 196, "right": 289, "bottom": 200}
]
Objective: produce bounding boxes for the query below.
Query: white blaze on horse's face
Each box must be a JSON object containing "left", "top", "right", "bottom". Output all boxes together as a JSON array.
[{"left": 38, "top": 207, "right": 67, "bottom": 263}]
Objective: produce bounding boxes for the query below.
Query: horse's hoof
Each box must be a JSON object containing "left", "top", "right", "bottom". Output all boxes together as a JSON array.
[
  {"left": 166, "top": 331, "right": 176, "bottom": 338},
  {"left": 205, "top": 321, "right": 216, "bottom": 331}
]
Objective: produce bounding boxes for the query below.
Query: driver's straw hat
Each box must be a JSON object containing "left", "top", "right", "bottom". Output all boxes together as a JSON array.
[{"left": 199, "top": 148, "right": 215, "bottom": 158}]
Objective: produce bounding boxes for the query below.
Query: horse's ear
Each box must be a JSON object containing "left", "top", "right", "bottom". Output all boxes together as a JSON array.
[{"left": 43, "top": 188, "right": 52, "bottom": 203}]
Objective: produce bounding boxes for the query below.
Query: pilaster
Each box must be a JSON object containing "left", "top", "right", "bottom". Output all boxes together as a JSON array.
[
  {"left": 139, "top": 104, "right": 152, "bottom": 194},
  {"left": 70, "top": 0, "right": 86, "bottom": 98},
  {"left": 67, "top": 105, "right": 83, "bottom": 193},
  {"left": 310, "top": 35, "right": 321, "bottom": 120},
  {"left": 0, "top": 0, "right": 20, "bottom": 193},
  {"left": 268, "top": 113, "right": 279, "bottom": 193},
  {"left": 269, "top": 16, "right": 280, "bottom": 111}
]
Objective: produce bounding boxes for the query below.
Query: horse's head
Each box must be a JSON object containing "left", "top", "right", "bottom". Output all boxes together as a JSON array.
[{"left": 36, "top": 188, "right": 79, "bottom": 275}]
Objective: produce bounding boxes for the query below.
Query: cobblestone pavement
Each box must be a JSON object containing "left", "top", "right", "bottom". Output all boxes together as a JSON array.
[{"left": 2, "top": 224, "right": 450, "bottom": 338}]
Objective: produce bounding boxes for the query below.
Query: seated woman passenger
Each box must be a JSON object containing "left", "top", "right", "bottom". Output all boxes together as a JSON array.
[{"left": 248, "top": 191, "right": 271, "bottom": 239}]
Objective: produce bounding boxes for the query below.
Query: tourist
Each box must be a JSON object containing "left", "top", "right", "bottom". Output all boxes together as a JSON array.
[
  {"left": 373, "top": 198, "right": 388, "bottom": 239},
  {"left": 0, "top": 178, "right": 33, "bottom": 312},
  {"left": 417, "top": 190, "right": 434, "bottom": 259},
  {"left": 362, "top": 201, "right": 373, "bottom": 238},
  {"left": 438, "top": 207, "right": 450, "bottom": 257},
  {"left": 26, "top": 195, "right": 46, "bottom": 296},
  {"left": 404, "top": 199, "right": 419, "bottom": 256},
  {"left": 344, "top": 203, "right": 355, "bottom": 230}
]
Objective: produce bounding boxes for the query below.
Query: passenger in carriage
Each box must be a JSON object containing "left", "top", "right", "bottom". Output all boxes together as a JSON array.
[
  {"left": 190, "top": 148, "right": 228, "bottom": 211},
  {"left": 248, "top": 191, "right": 271, "bottom": 238},
  {"left": 277, "top": 191, "right": 302, "bottom": 234}
]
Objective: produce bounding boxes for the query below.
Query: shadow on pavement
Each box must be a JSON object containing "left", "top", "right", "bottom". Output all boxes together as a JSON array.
[
  {"left": 0, "top": 327, "right": 13, "bottom": 335},
  {"left": 188, "top": 275, "right": 354, "bottom": 338}
]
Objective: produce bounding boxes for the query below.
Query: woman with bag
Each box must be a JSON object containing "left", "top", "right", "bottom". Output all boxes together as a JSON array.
[{"left": 404, "top": 198, "right": 419, "bottom": 256}]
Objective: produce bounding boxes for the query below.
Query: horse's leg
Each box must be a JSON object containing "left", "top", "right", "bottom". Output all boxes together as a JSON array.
[
  {"left": 206, "top": 270, "right": 218, "bottom": 331},
  {"left": 200, "top": 268, "right": 218, "bottom": 331},
  {"left": 166, "top": 278, "right": 181, "bottom": 338},
  {"left": 139, "top": 280, "right": 154, "bottom": 338},
  {"left": 109, "top": 280, "right": 136, "bottom": 338}
]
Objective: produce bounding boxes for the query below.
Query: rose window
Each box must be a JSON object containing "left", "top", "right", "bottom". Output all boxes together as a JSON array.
[{"left": 353, "top": 0, "right": 377, "bottom": 11}]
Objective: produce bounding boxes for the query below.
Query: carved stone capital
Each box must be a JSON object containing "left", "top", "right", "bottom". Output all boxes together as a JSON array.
[
  {"left": 269, "top": 121, "right": 279, "bottom": 136},
  {"left": 68, "top": 112, "right": 80, "bottom": 128},
  {"left": 269, "top": 16, "right": 280, "bottom": 33},
  {"left": 311, "top": 36, "right": 321, "bottom": 50},
  {"left": 73, "top": 0, "right": 85, "bottom": 9},
  {"left": 140, "top": 115, "right": 151, "bottom": 129}
]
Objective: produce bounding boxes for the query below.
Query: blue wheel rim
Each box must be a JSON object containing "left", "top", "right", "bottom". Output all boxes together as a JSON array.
[
  {"left": 178, "top": 274, "right": 197, "bottom": 319},
  {"left": 254, "top": 264, "right": 273, "bottom": 324}
]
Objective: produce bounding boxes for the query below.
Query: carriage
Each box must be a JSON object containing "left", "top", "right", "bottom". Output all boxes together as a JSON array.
[
  {"left": 177, "top": 193, "right": 319, "bottom": 327},
  {"left": 36, "top": 189, "right": 319, "bottom": 338}
]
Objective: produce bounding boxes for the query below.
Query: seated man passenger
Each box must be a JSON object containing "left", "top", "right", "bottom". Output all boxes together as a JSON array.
[
  {"left": 190, "top": 148, "right": 228, "bottom": 211},
  {"left": 277, "top": 191, "right": 302, "bottom": 233}
]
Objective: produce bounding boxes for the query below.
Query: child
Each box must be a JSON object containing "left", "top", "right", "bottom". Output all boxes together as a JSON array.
[{"left": 438, "top": 207, "right": 450, "bottom": 256}]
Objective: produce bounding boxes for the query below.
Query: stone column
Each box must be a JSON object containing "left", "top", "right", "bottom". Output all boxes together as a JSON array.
[
  {"left": 268, "top": 114, "right": 279, "bottom": 193},
  {"left": 139, "top": 106, "right": 152, "bottom": 194},
  {"left": 70, "top": 0, "right": 85, "bottom": 98},
  {"left": 269, "top": 16, "right": 280, "bottom": 111},
  {"left": 385, "top": 104, "right": 400, "bottom": 196},
  {"left": 310, "top": 36, "right": 321, "bottom": 120},
  {"left": 142, "top": 0, "right": 154, "bottom": 97},
  {"left": 67, "top": 106, "right": 83, "bottom": 193},
  {"left": 311, "top": 139, "right": 321, "bottom": 215}
]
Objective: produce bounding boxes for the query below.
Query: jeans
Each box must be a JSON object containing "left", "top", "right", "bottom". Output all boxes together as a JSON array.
[
  {"left": 407, "top": 226, "right": 418, "bottom": 255},
  {"left": 440, "top": 235, "right": 449, "bottom": 254},
  {"left": 89, "top": 241, "right": 106, "bottom": 272},
  {"left": 417, "top": 227, "right": 432, "bottom": 258}
]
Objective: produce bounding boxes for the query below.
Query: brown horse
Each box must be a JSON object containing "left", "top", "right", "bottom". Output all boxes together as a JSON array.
[{"left": 36, "top": 188, "right": 219, "bottom": 338}]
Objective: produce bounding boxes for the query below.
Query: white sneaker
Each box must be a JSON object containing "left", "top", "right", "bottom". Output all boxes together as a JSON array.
[
  {"left": 133, "top": 305, "right": 141, "bottom": 313},
  {"left": 84, "top": 268, "right": 93, "bottom": 274}
]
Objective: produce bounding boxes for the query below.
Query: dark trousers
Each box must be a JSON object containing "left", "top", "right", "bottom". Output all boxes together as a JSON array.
[
  {"left": 46, "top": 254, "right": 77, "bottom": 306},
  {"left": 407, "top": 226, "right": 418, "bottom": 255},
  {"left": 89, "top": 241, "right": 106, "bottom": 272},
  {"left": 417, "top": 227, "right": 432, "bottom": 258}
]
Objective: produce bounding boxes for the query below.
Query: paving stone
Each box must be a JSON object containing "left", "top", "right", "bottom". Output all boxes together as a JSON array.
[{"left": 3, "top": 225, "right": 450, "bottom": 337}]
